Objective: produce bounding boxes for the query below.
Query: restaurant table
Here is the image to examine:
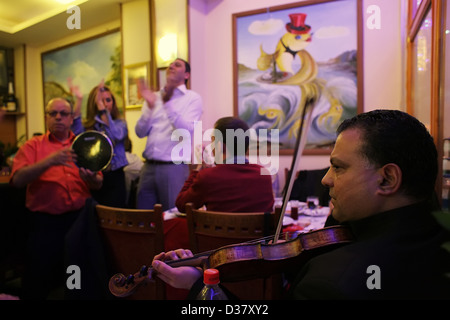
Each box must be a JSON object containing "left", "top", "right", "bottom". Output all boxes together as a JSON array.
[{"left": 278, "top": 201, "right": 330, "bottom": 237}]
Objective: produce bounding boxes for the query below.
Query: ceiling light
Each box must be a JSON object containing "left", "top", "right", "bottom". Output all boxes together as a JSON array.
[{"left": 158, "top": 33, "right": 177, "bottom": 62}]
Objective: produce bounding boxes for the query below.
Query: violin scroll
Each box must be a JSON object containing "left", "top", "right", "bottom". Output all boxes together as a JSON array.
[{"left": 108, "top": 265, "right": 153, "bottom": 298}]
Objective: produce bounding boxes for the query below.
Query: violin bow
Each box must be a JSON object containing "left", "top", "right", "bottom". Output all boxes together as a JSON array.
[{"left": 273, "top": 97, "right": 317, "bottom": 244}]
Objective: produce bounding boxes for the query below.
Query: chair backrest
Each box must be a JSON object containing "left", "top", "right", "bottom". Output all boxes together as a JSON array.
[
  {"left": 185, "top": 203, "right": 284, "bottom": 299},
  {"left": 285, "top": 167, "right": 331, "bottom": 206},
  {"left": 95, "top": 204, "right": 165, "bottom": 300},
  {"left": 186, "top": 203, "right": 282, "bottom": 253}
]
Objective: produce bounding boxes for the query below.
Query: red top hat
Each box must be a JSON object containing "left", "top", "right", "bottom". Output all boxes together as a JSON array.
[{"left": 286, "top": 13, "right": 311, "bottom": 34}]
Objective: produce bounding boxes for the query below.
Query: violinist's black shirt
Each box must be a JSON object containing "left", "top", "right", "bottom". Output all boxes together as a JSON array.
[{"left": 289, "top": 201, "right": 450, "bottom": 299}]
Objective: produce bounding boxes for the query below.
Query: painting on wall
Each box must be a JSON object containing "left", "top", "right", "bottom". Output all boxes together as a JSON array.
[
  {"left": 233, "top": 0, "right": 363, "bottom": 153},
  {"left": 42, "top": 30, "right": 122, "bottom": 117}
]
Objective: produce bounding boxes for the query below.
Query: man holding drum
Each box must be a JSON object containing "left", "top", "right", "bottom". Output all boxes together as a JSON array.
[{"left": 10, "top": 97, "right": 103, "bottom": 299}]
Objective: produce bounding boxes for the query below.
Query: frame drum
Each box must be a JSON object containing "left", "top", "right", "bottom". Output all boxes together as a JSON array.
[{"left": 71, "top": 131, "right": 113, "bottom": 171}]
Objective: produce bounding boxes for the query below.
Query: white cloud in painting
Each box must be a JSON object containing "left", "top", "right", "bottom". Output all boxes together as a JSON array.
[
  {"left": 248, "top": 18, "right": 284, "bottom": 35},
  {"left": 69, "top": 60, "right": 101, "bottom": 94},
  {"left": 314, "top": 26, "right": 350, "bottom": 39}
]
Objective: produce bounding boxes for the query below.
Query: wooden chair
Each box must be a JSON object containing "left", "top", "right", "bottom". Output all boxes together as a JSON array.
[
  {"left": 185, "top": 203, "right": 285, "bottom": 299},
  {"left": 95, "top": 204, "right": 165, "bottom": 300},
  {"left": 285, "top": 167, "right": 331, "bottom": 206}
]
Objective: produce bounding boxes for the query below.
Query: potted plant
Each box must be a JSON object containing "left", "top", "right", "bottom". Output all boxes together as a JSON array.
[{"left": 0, "top": 134, "right": 25, "bottom": 175}]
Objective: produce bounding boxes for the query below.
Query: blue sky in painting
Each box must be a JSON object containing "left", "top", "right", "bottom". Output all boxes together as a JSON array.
[{"left": 237, "top": 0, "right": 357, "bottom": 69}]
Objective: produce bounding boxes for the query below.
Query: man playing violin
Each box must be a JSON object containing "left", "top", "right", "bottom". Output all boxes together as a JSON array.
[
  {"left": 151, "top": 109, "right": 450, "bottom": 299},
  {"left": 10, "top": 98, "right": 103, "bottom": 299}
]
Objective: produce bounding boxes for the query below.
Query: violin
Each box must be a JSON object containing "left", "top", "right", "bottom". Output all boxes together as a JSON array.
[
  {"left": 109, "top": 97, "right": 346, "bottom": 298},
  {"left": 108, "top": 225, "right": 353, "bottom": 298}
]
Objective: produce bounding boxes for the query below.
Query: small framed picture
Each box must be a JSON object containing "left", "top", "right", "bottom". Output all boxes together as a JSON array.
[{"left": 157, "top": 67, "right": 167, "bottom": 91}]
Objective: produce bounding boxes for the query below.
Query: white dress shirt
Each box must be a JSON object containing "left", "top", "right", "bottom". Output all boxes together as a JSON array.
[{"left": 135, "top": 84, "right": 203, "bottom": 163}]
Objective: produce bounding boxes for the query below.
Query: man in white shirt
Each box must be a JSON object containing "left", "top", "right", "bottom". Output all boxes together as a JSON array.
[{"left": 135, "top": 58, "right": 203, "bottom": 210}]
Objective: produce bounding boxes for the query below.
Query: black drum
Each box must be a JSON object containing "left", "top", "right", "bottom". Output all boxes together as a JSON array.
[{"left": 72, "top": 131, "right": 113, "bottom": 171}]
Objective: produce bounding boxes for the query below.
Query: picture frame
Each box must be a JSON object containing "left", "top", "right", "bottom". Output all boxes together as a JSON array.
[
  {"left": 42, "top": 30, "right": 122, "bottom": 117},
  {"left": 157, "top": 67, "right": 167, "bottom": 91},
  {"left": 232, "top": 0, "right": 363, "bottom": 154},
  {"left": 124, "top": 62, "right": 149, "bottom": 109},
  {"left": 407, "top": 0, "right": 432, "bottom": 133},
  {"left": 0, "top": 48, "right": 8, "bottom": 94}
]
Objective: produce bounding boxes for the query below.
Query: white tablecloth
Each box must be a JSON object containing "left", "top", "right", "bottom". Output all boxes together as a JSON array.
[{"left": 278, "top": 200, "right": 330, "bottom": 233}]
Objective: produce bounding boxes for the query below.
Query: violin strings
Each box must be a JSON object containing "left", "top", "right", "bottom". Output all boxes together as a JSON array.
[
  {"left": 165, "top": 233, "right": 293, "bottom": 266},
  {"left": 239, "top": 232, "right": 291, "bottom": 245}
]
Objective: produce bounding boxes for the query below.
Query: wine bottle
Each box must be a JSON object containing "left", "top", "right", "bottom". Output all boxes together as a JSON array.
[{"left": 6, "top": 81, "right": 17, "bottom": 112}]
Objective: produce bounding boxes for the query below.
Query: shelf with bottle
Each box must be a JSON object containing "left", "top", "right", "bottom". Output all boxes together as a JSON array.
[
  {"left": 2, "top": 80, "right": 19, "bottom": 113},
  {"left": 2, "top": 110, "right": 25, "bottom": 116}
]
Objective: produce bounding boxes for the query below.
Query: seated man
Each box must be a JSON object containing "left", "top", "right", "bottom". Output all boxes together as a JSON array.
[
  {"left": 151, "top": 109, "right": 450, "bottom": 299},
  {"left": 175, "top": 116, "right": 274, "bottom": 213}
]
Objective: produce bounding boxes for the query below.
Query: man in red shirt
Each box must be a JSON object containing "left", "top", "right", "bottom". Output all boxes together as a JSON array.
[
  {"left": 175, "top": 116, "right": 274, "bottom": 213},
  {"left": 10, "top": 98, "right": 102, "bottom": 299}
]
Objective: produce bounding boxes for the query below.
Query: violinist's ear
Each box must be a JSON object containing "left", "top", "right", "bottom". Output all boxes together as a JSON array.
[{"left": 375, "top": 163, "right": 402, "bottom": 196}]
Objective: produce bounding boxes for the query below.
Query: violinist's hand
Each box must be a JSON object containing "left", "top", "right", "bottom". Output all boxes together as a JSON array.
[{"left": 152, "top": 249, "right": 202, "bottom": 290}]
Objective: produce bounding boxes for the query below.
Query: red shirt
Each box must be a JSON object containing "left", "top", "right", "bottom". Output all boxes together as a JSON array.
[
  {"left": 175, "top": 164, "right": 274, "bottom": 213},
  {"left": 11, "top": 131, "right": 92, "bottom": 214}
]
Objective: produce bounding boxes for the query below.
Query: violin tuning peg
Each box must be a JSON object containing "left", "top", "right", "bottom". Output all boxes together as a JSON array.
[
  {"left": 126, "top": 274, "right": 135, "bottom": 285},
  {"left": 139, "top": 265, "right": 148, "bottom": 276}
]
